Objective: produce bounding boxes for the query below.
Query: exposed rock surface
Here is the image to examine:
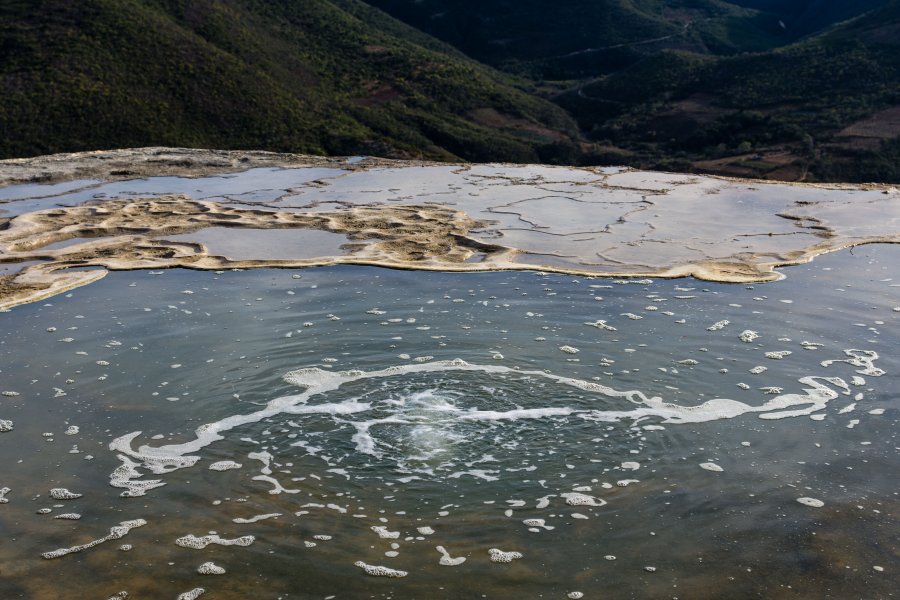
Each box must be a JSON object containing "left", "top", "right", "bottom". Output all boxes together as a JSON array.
[{"left": 2, "top": 148, "right": 899, "bottom": 309}]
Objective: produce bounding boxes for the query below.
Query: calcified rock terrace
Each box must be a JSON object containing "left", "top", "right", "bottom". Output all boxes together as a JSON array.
[{"left": 1, "top": 147, "right": 899, "bottom": 309}]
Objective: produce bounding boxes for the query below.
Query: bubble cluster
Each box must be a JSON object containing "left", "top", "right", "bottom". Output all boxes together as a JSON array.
[
  {"left": 797, "top": 497, "right": 825, "bottom": 508},
  {"left": 354, "top": 561, "right": 408, "bottom": 577},
  {"left": 49, "top": 488, "right": 82, "bottom": 500},
  {"left": 196, "top": 562, "right": 226, "bottom": 575},
  {"left": 488, "top": 548, "right": 523, "bottom": 563},
  {"left": 175, "top": 534, "right": 255, "bottom": 549},
  {"left": 42, "top": 519, "right": 147, "bottom": 559},
  {"left": 208, "top": 461, "right": 242, "bottom": 471}
]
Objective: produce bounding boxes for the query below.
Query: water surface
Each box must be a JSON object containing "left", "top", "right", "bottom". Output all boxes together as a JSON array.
[{"left": 0, "top": 246, "right": 897, "bottom": 599}]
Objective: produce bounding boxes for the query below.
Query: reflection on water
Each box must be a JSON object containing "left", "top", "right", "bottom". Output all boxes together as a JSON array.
[
  {"left": 0, "top": 260, "right": 47, "bottom": 276},
  {"left": 163, "top": 227, "right": 353, "bottom": 260},
  {"left": 0, "top": 246, "right": 897, "bottom": 598}
]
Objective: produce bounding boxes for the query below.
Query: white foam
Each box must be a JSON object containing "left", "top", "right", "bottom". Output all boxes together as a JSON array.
[
  {"left": 300, "top": 502, "right": 348, "bottom": 514},
  {"left": 489, "top": 548, "right": 523, "bottom": 563},
  {"left": 354, "top": 561, "right": 408, "bottom": 577},
  {"left": 42, "top": 518, "right": 147, "bottom": 559},
  {"left": 0, "top": 420, "right": 13, "bottom": 433},
  {"left": 233, "top": 513, "right": 281, "bottom": 524},
  {"left": 559, "top": 345, "right": 579, "bottom": 354},
  {"left": 522, "top": 518, "right": 555, "bottom": 531},
  {"left": 209, "top": 461, "right": 242, "bottom": 471},
  {"left": 707, "top": 320, "right": 729, "bottom": 331},
  {"left": 109, "top": 454, "right": 165, "bottom": 497},
  {"left": 448, "top": 469, "right": 499, "bottom": 481},
  {"left": 175, "top": 534, "right": 255, "bottom": 549},
  {"left": 535, "top": 495, "right": 554, "bottom": 509},
  {"left": 436, "top": 545, "right": 466, "bottom": 566},
  {"left": 739, "top": 330, "right": 759, "bottom": 343},
  {"left": 371, "top": 525, "right": 400, "bottom": 539},
  {"left": 561, "top": 492, "right": 606, "bottom": 507},
  {"left": 460, "top": 408, "right": 575, "bottom": 421},
  {"left": 252, "top": 474, "right": 299, "bottom": 495},
  {"left": 822, "top": 349, "right": 884, "bottom": 377},
  {"left": 0, "top": 487, "right": 10, "bottom": 503},
  {"left": 699, "top": 463, "right": 724, "bottom": 472},
  {"left": 797, "top": 497, "right": 824, "bottom": 508},
  {"left": 197, "top": 562, "right": 226, "bottom": 575},
  {"left": 585, "top": 320, "right": 617, "bottom": 331},
  {"left": 107, "top": 355, "right": 884, "bottom": 489},
  {"left": 176, "top": 588, "right": 205, "bottom": 600},
  {"left": 248, "top": 451, "right": 273, "bottom": 474},
  {"left": 49, "top": 488, "right": 82, "bottom": 500}
]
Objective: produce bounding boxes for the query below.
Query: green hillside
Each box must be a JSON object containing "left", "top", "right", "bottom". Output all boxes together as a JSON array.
[
  {"left": 2, "top": 0, "right": 900, "bottom": 182},
  {"left": 729, "top": 0, "right": 891, "bottom": 37},
  {"left": 365, "top": 0, "right": 790, "bottom": 79},
  {"left": 0, "top": 0, "right": 580, "bottom": 162},
  {"left": 363, "top": 0, "right": 900, "bottom": 181},
  {"left": 555, "top": 1, "right": 900, "bottom": 181}
]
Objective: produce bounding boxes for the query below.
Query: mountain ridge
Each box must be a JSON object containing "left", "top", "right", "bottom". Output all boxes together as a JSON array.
[
  {"left": 2, "top": 0, "right": 900, "bottom": 181},
  {"left": 0, "top": 0, "right": 581, "bottom": 163}
]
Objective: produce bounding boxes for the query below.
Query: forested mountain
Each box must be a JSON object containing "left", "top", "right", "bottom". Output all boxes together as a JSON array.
[
  {"left": 365, "top": 0, "right": 790, "bottom": 78},
  {"left": 371, "top": 0, "right": 900, "bottom": 181},
  {"left": 555, "top": 1, "right": 900, "bottom": 180},
  {"left": 2, "top": 0, "right": 899, "bottom": 181},
  {"left": 729, "top": 0, "right": 891, "bottom": 36},
  {"left": 0, "top": 0, "right": 580, "bottom": 163}
]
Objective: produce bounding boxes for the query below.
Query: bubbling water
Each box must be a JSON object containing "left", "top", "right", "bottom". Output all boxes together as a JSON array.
[
  {"left": 1, "top": 247, "right": 898, "bottom": 599},
  {"left": 109, "top": 350, "right": 877, "bottom": 493}
]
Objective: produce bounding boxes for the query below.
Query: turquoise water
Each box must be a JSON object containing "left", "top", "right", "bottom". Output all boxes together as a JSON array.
[{"left": 0, "top": 246, "right": 897, "bottom": 599}]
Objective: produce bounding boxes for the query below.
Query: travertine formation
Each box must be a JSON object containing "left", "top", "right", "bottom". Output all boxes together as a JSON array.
[
  {"left": 0, "top": 147, "right": 379, "bottom": 188},
  {"left": 0, "top": 196, "right": 490, "bottom": 309},
  {"left": 2, "top": 147, "right": 899, "bottom": 309}
]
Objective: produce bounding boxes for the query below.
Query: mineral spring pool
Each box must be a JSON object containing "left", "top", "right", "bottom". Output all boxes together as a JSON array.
[{"left": 0, "top": 245, "right": 897, "bottom": 599}]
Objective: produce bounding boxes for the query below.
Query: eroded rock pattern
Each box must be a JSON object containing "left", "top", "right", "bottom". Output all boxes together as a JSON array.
[{"left": 1, "top": 148, "right": 899, "bottom": 309}]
